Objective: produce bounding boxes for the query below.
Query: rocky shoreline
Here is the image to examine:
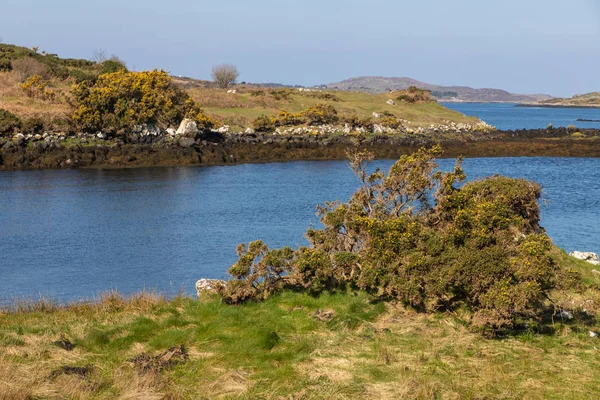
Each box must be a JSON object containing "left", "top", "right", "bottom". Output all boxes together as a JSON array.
[{"left": 2, "top": 127, "right": 600, "bottom": 171}]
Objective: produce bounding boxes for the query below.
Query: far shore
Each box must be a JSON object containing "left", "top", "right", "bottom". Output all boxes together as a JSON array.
[
  {"left": 516, "top": 103, "right": 600, "bottom": 109},
  {"left": 2, "top": 127, "right": 600, "bottom": 171}
]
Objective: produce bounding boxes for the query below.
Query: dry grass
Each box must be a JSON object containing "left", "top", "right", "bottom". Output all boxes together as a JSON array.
[
  {"left": 0, "top": 71, "right": 73, "bottom": 120},
  {"left": 0, "top": 281, "right": 599, "bottom": 399}
]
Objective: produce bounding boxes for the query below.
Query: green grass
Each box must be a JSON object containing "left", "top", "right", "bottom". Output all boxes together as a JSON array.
[
  {"left": 197, "top": 88, "right": 481, "bottom": 130},
  {"left": 1, "top": 267, "right": 600, "bottom": 400}
]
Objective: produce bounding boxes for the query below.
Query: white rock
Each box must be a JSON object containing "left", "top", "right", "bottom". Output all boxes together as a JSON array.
[
  {"left": 226, "top": 89, "right": 237, "bottom": 94},
  {"left": 557, "top": 310, "right": 573, "bottom": 320},
  {"left": 372, "top": 112, "right": 381, "bottom": 118},
  {"left": 217, "top": 125, "right": 230, "bottom": 134},
  {"left": 244, "top": 128, "right": 255, "bottom": 134},
  {"left": 386, "top": 99, "right": 395, "bottom": 106},
  {"left": 166, "top": 128, "right": 177, "bottom": 136},
  {"left": 97, "top": 132, "right": 106, "bottom": 139},
  {"left": 570, "top": 251, "right": 599, "bottom": 265},
  {"left": 590, "top": 331, "right": 598, "bottom": 338},
  {"left": 176, "top": 119, "right": 198, "bottom": 138},
  {"left": 195, "top": 279, "right": 225, "bottom": 297}
]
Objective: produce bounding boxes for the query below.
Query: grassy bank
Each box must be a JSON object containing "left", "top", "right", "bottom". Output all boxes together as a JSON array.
[{"left": 1, "top": 251, "right": 599, "bottom": 399}]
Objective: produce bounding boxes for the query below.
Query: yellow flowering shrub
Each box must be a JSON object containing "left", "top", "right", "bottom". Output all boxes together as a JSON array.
[
  {"left": 71, "top": 70, "right": 213, "bottom": 132},
  {"left": 301, "top": 103, "right": 338, "bottom": 125},
  {"left": 20, "top": 74, "right": 56, "bottom": 101},
  {"left": 218, "top": 146, "right": 580, "bottom": 335}
]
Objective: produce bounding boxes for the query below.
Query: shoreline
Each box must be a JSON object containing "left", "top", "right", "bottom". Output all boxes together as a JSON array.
[
  {"left": 2, "top": 128, "right": 600, "bottom": 171},
  {"left": 516, "top": 103, "right": 600, "bottom": 109}
]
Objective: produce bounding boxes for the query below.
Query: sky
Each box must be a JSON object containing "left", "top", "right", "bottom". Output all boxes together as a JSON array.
[{"left": 1, "top": 0, "right": 599, "bottom": 97}]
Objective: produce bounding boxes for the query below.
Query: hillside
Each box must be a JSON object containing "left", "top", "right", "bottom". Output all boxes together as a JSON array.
[
  {"left": 0, "top": 43, "right": 491, "bottom": 139},
  {"left": 327, "top": 76, "right": 553, "bottom": 103},
  {"left": 534, "top": 92, "right": 600, "bottom": 108}
]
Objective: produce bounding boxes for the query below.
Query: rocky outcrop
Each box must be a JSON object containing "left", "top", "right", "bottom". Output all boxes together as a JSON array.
[
  {"left": 569, "top": 251, "right": 600, "bottom": 265},
  {"left": 176, "top": 119, "right": 198, "bottom": 138},
  {"left": 196, "top": 279, "right": 225, "bottom": 297}
]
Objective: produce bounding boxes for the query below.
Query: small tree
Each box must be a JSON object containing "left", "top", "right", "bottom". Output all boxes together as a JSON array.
[
  {"left": 212, "top": 64, "right": 239, "bottom": 89},
  {"left": 92, "top": 48, "right": 107, "bottom": 63}
]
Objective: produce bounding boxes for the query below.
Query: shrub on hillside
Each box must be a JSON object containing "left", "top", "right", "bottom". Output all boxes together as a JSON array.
[
  {"left": 100, "top": 59, "right": 127, "bottom": 75},
  {"left": 20, "top": 75, "right": 57, "bottom": 101},
  {"left": 0, "top": 109, "right": 22, "bottom": 135},
  {"left": 342, "top": 115, "right": 374, "bottom": 130},
  {"left": 11, "top": 57, "right": 48, "bottom": 82},
  {"left": 302, "top": 104, "right": 338, "bottom": 125},
  {"left": 277, "top": 110, "right": 305, "bottom": 126},
  {"left": 253, "top": 115, "right": 277, "bottom": 132},
  {"left": 22, "top": 117, "right": 45, "bottom": 134},
  {"left": 0, "top": 58, "right": 11, "bottom": 72},
  {"left": 218, "top": 146, "right": 580, "bottom": 334},
  {"left": 71, "top": 69, "right": 214, "bottom": 133},
  {"left": 69, "top": 69, "right": 98, "bottom": 84},
  {"left": 379, "top": 116, "right": 403, "bottom": 129},
  {"left": 395, "top": 86, "right": 435, "bottom": 104}
]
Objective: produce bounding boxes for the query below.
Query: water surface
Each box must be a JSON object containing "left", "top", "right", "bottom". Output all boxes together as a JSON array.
[
  {"left": 442, "top": 102, "right": 600, "bottom": 130},
  {"left": 1, "top": 158, "right": 599, "bottom": 304}
]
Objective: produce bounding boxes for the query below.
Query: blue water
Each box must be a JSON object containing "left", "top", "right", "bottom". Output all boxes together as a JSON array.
[
  {"left": 441, "top": 102, "right": 600, "bottom": 130},
  {"left": 1, "top": 158, "right": 599, "bottom": 304}
]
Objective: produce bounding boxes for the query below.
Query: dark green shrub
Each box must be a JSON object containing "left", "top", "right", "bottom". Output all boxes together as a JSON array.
[
  {"left": 22, "top": 117, "right": 45, "bottom": 134},
  {"left": 0, "top": 58, "right": 11, "bottom": 72},
  {"left": 218, "top": 146, "right": 580, "bottom": 335},
  {"left": 0, "top": 109, "right": 22, "bottom": 135},
  {"left": 100, "top": 60, "right": 127, "bottom": 75},
  {"left": 395, "top": 86, "right": 434, "bottom": 103},
  {"left": 342, "top": 115, "right": 373, "bottom": 130},
  {"left": 69, "top": 69, "right": 98, "bottom": 84}
]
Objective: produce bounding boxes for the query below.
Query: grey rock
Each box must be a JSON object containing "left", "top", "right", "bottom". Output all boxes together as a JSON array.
[
  {"left": 195, "top": 279, "right": 225, "bottom": 297},
  {"left": 557, "top": 310, "right": 574, "bottom": 320},
  {"left": 176, "top": 119, "right": 198, "bottom": 138},
  {"left": 178, "top": 137, "right": 196, "bottom": 148},
  {"left": 570, "top": 251, "right": 599, "bottom": 265}
]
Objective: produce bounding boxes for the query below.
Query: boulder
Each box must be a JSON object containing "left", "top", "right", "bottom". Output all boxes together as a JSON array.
[
  {"left": 195, "top": 279, "right": 225, "bottom": 297},
  {"left": 176, "top": 119, "right": 198, "bottom": 138},
  {"left": 386, "top": 99, "right": 395, "bottom": 105},
  {"left": 569, "top": 251, "right": 600, "bottom": 265},
  {"left": 178, "top": 137, "right": 196, "bottom": 148},
  {"left": 166, "top": 128, "right": 177, "bottom": 136}
]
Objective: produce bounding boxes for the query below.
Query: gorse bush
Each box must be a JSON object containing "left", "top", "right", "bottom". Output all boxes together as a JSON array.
[
  {"left": 253, "top": 115, "right": 277, "bottom": 132},
  {"left": 72, "top": 69, "right": 214, "bottom": 132},
  {"left": 302, "top": 103, "right": 339, "bottom": 125},
  {"left": 395, "top": 86, "right": 435, "bottom": 104},
  {"left": 218, "top": 146, "right": 580, "bottom": 334}
]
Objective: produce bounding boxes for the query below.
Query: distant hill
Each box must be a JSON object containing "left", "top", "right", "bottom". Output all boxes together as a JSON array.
[
  {"left": 533, "top": 92, "right": 600, "bottom": 108},
  {"left": 327, "top": 76, "right": 553, "bottom": 103}
]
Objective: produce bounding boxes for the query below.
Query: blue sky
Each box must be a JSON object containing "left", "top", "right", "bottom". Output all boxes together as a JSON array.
[{"left": 2, "top": 0, "right": 599, "bottom": 96}]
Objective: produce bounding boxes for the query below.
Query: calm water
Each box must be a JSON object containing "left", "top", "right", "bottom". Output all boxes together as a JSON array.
[
  {"left": 1, "top": 158, "right": 599, "bottom": 304},
  {"left": 442, "top": 102, "right": 600, "bottom": 130}
]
